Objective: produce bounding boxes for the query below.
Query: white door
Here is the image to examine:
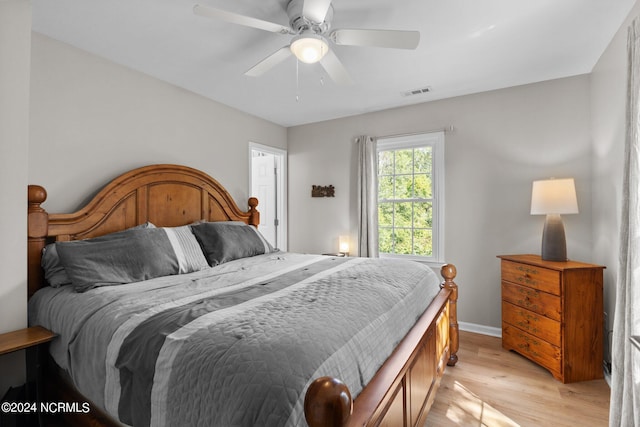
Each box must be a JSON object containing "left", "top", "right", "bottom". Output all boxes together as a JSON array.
[
  {"left": 250, "top": 143, "right": 286, "bottom": 250},
  {"left": 251, "top": 153, "right": 277, "bottom": 246}
]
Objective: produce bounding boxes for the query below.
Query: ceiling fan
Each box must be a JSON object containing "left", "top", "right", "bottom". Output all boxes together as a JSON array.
[{"left": 193, "top": 0, "right": 420, "bottom": 85}]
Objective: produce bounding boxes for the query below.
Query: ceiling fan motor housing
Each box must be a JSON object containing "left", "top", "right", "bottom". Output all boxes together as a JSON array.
[{"left": 287, "top": 0, "right": 333, "bottom": 34}]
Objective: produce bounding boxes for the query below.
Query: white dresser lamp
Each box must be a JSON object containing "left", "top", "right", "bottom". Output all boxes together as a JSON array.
[{"left": 530, "top": 178, "right": 579, "bottom": 261}]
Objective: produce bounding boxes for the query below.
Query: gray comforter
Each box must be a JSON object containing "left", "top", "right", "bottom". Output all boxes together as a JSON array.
[{"left": 29, "top": 253, "right": 442, "bottom": 427}]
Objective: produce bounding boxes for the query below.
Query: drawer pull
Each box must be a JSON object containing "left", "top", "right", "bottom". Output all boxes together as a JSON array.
[
  {"left": 518, "top": 276, "right": 537, "bottom": 286},
  {"left": 516, "top": 296, "right": 539, "bottom": 311},
  {"left": 522, "top": 297, "right": 539, "bottom": 310},
  {"left": 517, "top": 311, "right": 538, "bottom": 323},
  {"left": 516, "top": 320, "right": 540, "bottom": 335},
  {"left": 517, "top": 299, "right": 540, "bottom": 311},
  {"left": 515, "top": 266, "right": 543, "bottom": 286},
  {"left": 517, "top": 287, "right": 540, "bottom": 298},
  {"left": 520, "top": 334, "right": 544, "bottom": 348},
  {"left": 517, "top": 341, "right": 542, "bottom": 358},
  {"left": 516, "top": 265, "right": 539, "bottom": 276}
]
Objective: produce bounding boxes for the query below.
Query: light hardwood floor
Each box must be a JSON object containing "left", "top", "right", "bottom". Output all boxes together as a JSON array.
[{"left": 424, "top": 331, "right": 610, "bottom": 426}]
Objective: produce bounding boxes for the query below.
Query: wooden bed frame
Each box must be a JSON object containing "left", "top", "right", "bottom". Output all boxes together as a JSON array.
[{"left": 26, "top": 164, "right": 459, "bottom": 427}]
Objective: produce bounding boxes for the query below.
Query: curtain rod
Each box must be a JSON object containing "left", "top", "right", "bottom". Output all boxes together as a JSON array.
[{"left": 376, "top": 125, "right": 454, "bottom": 140}]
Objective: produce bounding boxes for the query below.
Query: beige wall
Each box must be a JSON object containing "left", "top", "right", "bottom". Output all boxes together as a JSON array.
[
  {"left": 590, "top": 0, "right": 640, "bottom": 367},
  {"left": 0, "top": 0, "right": 31, "bottom": 396},
  {"left": 13, "top": 33, "right": 284, "bottom": 396},
  {"left": 0, "top": 28, "right": 287, "bottom": 398},
  {"left": 29, "top": 34, "right": 287, "bottom": 214},
  {"left": 288, "top": 75, "right": 593, "bottom": 330}
]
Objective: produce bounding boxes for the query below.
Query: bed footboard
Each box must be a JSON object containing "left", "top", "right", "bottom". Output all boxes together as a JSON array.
[{"left": 304, "top": 264, "right": 458, "bottom": 427}]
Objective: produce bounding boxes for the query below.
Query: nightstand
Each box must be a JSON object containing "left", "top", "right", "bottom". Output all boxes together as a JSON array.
[
  {"left": 0, "top": 326, "right": 56, "bottom": 426},
  {"left": 0, "top": 326, "right": 56, "bottom": 356},
  {"left": 498, "top": 254, "right": 605, "bottom": 383}
]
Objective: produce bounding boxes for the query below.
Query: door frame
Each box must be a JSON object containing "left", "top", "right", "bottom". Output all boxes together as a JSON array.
[{"left": 248, "top": 142, "right": 287, "bottom": 251}]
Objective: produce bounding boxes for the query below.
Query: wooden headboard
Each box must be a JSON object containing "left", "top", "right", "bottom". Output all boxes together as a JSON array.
[{"left": 27, "top": 164, "right": 260, "bottom": 298}]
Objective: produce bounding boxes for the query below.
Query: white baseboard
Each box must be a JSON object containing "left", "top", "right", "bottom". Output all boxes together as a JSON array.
[{"left": 459, "top": 321, "right": 502, "bottom": 337}]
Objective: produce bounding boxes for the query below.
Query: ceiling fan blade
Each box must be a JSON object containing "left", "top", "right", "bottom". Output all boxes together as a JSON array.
[
  {"left": 302, "top": 0, "right": 333, "bottom": 23},
  {"left": 331, "top": 29, "right": 420, "bottom": 49},
  {"left": 319, "top": 49, "right": 352, "bottom": 85},
  {"left": 245, "top": 46, "right": 293, "bottom": 77},
  {"left": 193, "top": 4, "right": 291, "bottom": 34}
]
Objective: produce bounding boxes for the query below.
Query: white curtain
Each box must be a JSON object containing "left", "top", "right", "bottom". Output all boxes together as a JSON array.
[
  {"left": 356, "top": 135, "right": 379, "bottom": 257},
  {"left": 610, "top": 17, "right": 640, "bottom": 427}
]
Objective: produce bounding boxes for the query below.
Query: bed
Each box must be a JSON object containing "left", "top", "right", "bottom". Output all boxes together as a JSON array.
[{"left": 26, "top": 164, "right": 459, "bottom": 427}]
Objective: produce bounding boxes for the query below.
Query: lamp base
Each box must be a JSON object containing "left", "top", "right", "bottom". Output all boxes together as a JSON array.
[{"left": 541, "top": 214, "right": 568, "bottom": 262}]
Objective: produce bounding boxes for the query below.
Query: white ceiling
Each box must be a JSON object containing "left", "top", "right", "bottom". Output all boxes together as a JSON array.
[{"left": 32, "top": 0, "right": 635, "bottom": 127}]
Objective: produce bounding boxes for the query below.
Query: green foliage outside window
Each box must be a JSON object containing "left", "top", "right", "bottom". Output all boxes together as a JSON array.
[{"left": 378, "top": 147, "right": 434, "bottom": 256}]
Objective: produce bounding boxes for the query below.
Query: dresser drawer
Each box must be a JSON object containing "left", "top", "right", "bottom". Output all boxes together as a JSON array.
[
  {"left": 502, "top": 301, "right": 561, "bottom": 346},
  {"left": 501, "top": 260, "right": 561, "bottom": 295},
  {"left": 502, "top": 281, "right": 561, "bottom": 321},
  {"left": 503, "top": 323, "right": 561, "bottom": 375}
]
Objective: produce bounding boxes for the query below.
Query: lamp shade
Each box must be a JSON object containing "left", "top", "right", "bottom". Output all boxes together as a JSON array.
[
  {"left": 339, "top": 235, "right": 350, "bottom": 254},
  {"left": 530, "top": 178, "right": 579, "bottom": 215},
  {"left": 290, "top": 33, "right": 329, "bottom": 64}
]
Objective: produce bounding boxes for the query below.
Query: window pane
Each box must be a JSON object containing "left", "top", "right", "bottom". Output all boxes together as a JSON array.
[
  {"left": 414, "top": 202, "right": 433, "bottom": 228},
  {"left": 414, "top": 147, "right": 432, "bottom": 173},
  {"left": 376, "top": 133, "right": 442, "bottom": 259},
  {"left": 394, "top": 228, "right": 412, "bottom": 255},
  {"left": 395, "top": 202, "right": 413, "bottom": 227},
  {"left": 378, "top": 202, "right": 393, "bottom": 227},
  {"left": 414, "top": 174, "right": 432, "bottom": 199},
  {"left": 379, "top": 227, "right": 393, "bottom": 253},
  {"left": 378, "top": 176, "right": 394, "bottom": 200},
  {"left": 395, "top": 175, "right": 413, "bottom": 199},
  {"left": 379, "top": 151, "right": 394, "bottom": 175},
  {"left": 395, "top": 149, "right": 413, "bottom": 174},
  {"left": 414, "top": 229, "right": 433, "bottom": 256}
]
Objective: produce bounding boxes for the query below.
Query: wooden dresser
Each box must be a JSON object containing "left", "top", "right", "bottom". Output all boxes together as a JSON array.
[{"left": 498, "top": 254, "right": 605, "bottom": 383}]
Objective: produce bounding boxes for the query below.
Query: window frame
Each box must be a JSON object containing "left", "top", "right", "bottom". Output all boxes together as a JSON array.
[{"left": 376, "top": 131, "right": 445, "bottom": 265}]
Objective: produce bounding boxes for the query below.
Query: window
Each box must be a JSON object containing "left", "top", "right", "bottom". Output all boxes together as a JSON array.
[{"left": 377, "top": 132, "right": 444, "bottom": 263}]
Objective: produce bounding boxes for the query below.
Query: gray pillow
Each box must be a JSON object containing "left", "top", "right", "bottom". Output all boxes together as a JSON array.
[
  {"left": 190, "top": 222, "right": 275, "bottom": 266},
  {"left": 41, "top": 243, "right": 72, "bottom": 287},
  {"left": 56, "top": 224, "right": 208, "bottom": 293},
  {"left": 40, "top": 221, "right": 155, "bottom": 288},
  {"left": 57, "top": 227, "right": 180, "bottom": 292}
]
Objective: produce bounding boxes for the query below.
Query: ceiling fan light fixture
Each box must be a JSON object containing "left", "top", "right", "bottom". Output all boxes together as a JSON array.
[{"left": 290, "top": 33, "right": 329, "bottom": 64}]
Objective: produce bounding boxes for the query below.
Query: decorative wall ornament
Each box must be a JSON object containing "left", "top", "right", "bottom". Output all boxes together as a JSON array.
[{"left": 312, "top": 185, "right": 335, "bottom": 197}]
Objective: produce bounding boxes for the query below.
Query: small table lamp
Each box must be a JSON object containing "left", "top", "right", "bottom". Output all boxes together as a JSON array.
[
  {"left": 339, "top": 235, "right": 350, "bottom": 257},
  {"left": 530, "top": 178, "right": 579, "bottom": 261}
]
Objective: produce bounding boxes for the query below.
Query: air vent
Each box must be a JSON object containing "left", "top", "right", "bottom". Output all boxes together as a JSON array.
[{"left": 402, "top": 86, "right": 432, "bottom": 97}]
